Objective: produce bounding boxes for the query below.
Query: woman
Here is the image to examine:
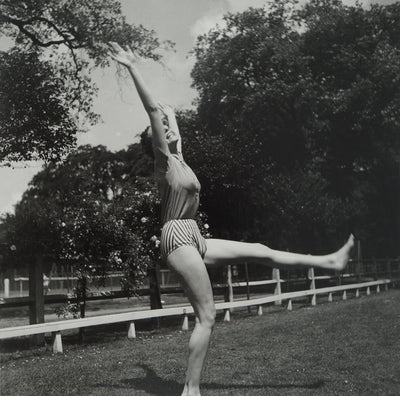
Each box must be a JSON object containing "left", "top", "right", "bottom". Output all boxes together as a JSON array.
[{"left": 109, "top": 43, "right": 354, "bottom": 396}]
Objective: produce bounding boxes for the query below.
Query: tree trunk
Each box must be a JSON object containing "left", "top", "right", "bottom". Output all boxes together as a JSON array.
[
  {"left": 77, "top": 276, "right": 87, "bottom": 342},
  {"left": 29, "top": 255, "right": 45, "bottom": 345},
  {"left": 148, "top": 263, "right": 162, "bottom": 309},
  {"left": 148, "top": 263, "right": 162, "bottom": 329}
]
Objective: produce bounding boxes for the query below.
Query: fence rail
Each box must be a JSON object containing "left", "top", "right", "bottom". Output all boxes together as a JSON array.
[{"left": 0, "top": 269, "right": 393, "bottom": 354}]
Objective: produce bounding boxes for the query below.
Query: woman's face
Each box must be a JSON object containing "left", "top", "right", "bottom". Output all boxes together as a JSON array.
[{"left": 164, "top": 124, "right": 179, "bottom": 145}]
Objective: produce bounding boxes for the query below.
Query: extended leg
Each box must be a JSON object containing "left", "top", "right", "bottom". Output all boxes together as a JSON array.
[
  {"left": 204, "top": 235, "right": 354, "bottom": 270},
  {"left": 167, "top": 246, "right": 216, "bottom": 396}
]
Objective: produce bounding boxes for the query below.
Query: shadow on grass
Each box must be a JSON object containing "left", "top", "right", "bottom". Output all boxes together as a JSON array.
[{"left": 94, "top": 364, "right": 324, "bottom": 395}]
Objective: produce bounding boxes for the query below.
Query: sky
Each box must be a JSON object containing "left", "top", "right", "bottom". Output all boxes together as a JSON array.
[{"left": 0, "top": 0, "right": 395, "bottom": 216}]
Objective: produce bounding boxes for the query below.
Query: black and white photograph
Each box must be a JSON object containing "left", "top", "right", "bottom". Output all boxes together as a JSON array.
[{"left": 0, "top": 0, "right": 399, "bottom": 395}]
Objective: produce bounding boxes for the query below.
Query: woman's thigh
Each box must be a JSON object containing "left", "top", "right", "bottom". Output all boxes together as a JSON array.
[
  {"left": 167, "top": 245, "right": 215, "bottom": 319},
  {"left": 204, "top": 238, "right": 271, "bottom": 267}
]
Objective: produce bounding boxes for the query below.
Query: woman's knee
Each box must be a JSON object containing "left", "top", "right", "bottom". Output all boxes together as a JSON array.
[
  {"left": 253, "top": 243, "right": 273, "bottom": 260},
  {"left": 198, "top": 305, "right": 216, "bottom": 329}
]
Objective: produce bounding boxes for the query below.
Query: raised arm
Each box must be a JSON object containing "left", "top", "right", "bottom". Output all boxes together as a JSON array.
[
  {"left": 108, "top": 42, "right": 168, "bottom": 154},
  {"left": 158, "top": 103, "right": 182, "bottom": 154}
]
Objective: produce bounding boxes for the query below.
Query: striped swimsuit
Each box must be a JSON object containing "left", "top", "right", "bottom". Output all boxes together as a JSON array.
[{"left": 154, "top": 147, "right": 207, "bottom": 261}]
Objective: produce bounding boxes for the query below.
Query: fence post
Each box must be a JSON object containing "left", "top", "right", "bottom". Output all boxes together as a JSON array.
[
  {"left": 182, "top": 310, "right": 189, "bottom": 331},
  {"left": 373, "top": 259, "right": 378, "bottom": 280},
  {"left": 356, "top": 240, "right": 362, "bottom": 282},
  {"left": 337, "top": 271, "right": 342, "bottom": 287},
  {"left": 308, "top": 268, "right": 316, "bottom": 306},
  {"left": 128, "top": 322, "right": 136, "bottom": 339},
  {"left": 386, "top": 260, "right": 392, "bottom": 279},
  {"left": 398, "top": 260, "right": 400, "bottom": 281},
  {"left": 4, "top": 278, "right": 9, "bottom": 298},
  {"left": 52, "top": 331, "right": 63, "bottom": 353},
  {"left": 224, "top": 309, "right": 231, "bottom": 322},
  {"left": 226, "top": 265, "right": 234, "bottom": 312},
  {"left": 244, "top": 263, "right": 251, "bottom": 313},
  {"left": 273, "top": 268, "right": 282, "bottom": 306}
]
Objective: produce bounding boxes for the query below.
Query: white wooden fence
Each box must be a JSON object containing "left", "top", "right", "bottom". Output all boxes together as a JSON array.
[{"left": 0, "top": 267, "right": 392, "bottom": 354}]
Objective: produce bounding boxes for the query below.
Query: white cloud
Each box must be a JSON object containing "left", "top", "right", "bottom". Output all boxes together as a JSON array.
[
  {"left": 189, "top": 0, "right": 275, "bottom": 40},
  {"left": 132, "top": 53, "right": 197, "bottom": 110},
  {"left": 226, "top": 0, "right": 268, "bottom": 13},
  {"left": 190, "top": 0, "right": 395, "bottom": 41},
  {"left": 190, "top": 10, "right": 226, "bottom": 39},
  {"left": 0, "top": 162, "right": 41, "bottom": 215},
  {"left": 164, "top": 52, "right": 196, "bottom": 76},
  {"left": 0, "top": 192, "right": 21, "bottom": 215}
]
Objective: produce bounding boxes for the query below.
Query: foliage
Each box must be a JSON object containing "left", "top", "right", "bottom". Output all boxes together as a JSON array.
[
  {"left": 8, "top": 145, "right": 153, "bottom": 285},
  {"left": 0, "top": 0, "right": 168, "bottom": 62},
  {"left": 299, "top": 0, "right": 400, "bottom": 255},
  {"left": 183, "top": 0, "right": 400, "bottom": 255},
  {"left": 1, "top": 143, "right": 210, "bottom": 314},
  {"left": 0, "top": 0, "right": 173, "bottom": 163},
  {"left": 0, "top": 49, "right": 80, "bottom": 162}
]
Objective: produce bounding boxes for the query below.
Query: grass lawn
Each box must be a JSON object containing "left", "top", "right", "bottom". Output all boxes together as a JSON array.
[{"left": 1, "top": 289, "right": 400, "bottom": 396}]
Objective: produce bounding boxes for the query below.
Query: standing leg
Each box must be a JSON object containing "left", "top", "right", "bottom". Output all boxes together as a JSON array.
[
  {"left": 204, "top": 234, "right": 354, "bottom": 270},
  {"left": 167, "top": 246, "right": 216, "bottom": 396}
]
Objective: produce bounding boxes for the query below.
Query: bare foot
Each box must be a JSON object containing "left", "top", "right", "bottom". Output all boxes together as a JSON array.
[
  {"left": 181, "top": 384, "right": 201, "bottom": 396},
  {"left": 181, "top": 384, "right": 188, "bottom": 396},
  {"left": 186, "top": 390, "right": 201, "bottom": 396},
  {"left": 332, "top": 234, "right": 355, "bottom": 271}
]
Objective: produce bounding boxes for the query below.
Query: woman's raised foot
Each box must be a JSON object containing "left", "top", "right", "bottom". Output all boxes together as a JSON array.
[{"left": 332, "top": 234, "right": 355, "bottom": 271}]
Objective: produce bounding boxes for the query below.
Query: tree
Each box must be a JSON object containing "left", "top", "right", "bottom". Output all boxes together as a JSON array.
[
  {"left": 298, "top": 0, "right": 400, "bottom": 255},
  {"left": 0, "top": 0, "right": 173, "bottom": 162},
  {"left": 0, "top": 49, "right": 80, "bottom": 162},
  {"left": 184, "top": 2, "right": 346, "bottom": 252},
  {"left": 184, "top": 0, "right": 400, "bottom": 256},
  {"left": 3, "top": 142, "right": 209, "bottom": 314},
  {"left": 12, "top": 145, "right": 153, "bottom": 273},
  {"left": 2, "top": 144, "right": 153, "bottom": 315}
]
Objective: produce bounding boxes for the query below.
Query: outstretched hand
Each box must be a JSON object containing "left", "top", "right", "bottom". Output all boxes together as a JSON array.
[
  {"left": 158, "top": 102, "right": 175, "bottom": 118},
  {"left": 108, "top": 42, "right": 141, "bottom": 68}
]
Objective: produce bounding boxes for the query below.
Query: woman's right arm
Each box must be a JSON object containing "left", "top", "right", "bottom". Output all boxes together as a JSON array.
[{"left": 108, "top": 43, "right": 168, "bottom": 154}]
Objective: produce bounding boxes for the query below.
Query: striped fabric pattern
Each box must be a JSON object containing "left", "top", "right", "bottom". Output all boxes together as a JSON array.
[{"left": 161, "top": 219, "right": 207, "bottom": 261}]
